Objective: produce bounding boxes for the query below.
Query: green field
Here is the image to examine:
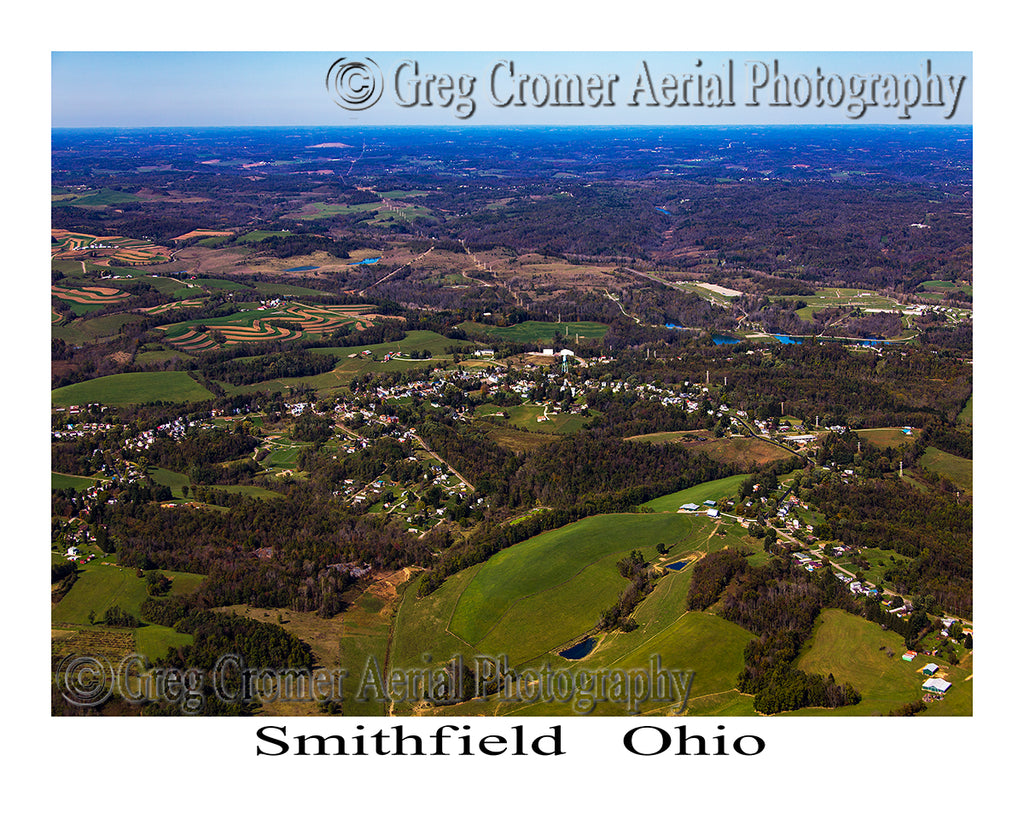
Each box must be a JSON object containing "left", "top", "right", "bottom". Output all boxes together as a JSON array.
[
  {"left": 289, "top": 200, "right": 433, "bottom": 224},
  {"left": 793, "top": 608, "right": 972, "bottom": 715},
  {"left": 52, "top": 559, "right": 205, "bottom": 626},
  {"left": 447, "top": 512, "right": 719, "bottom": 664},
  {"left": 252, "top": 281, "right": 330, "bottom": 297},
  {"left": 336, "top": 590, "right": 405, "bottom": 716},
  {"left": 460, "top": 320, "right": 608, "bottom": 343},
  {"left": 834, "top": 546, "right": 913, "bottom": 589},
  {"left": 918, "top": 279, "right": 973, "bottom": 297},
  {"left": 627, "top": 430, "right": 706, "bottom": 444},
  {"left": 189, "top": 277, "right": 256, "bottom": 292},
  {"left": 237, "top": 229, "right": 292, "bottom": 243},
  {"left": 391, "top": 565, "right": 484, "bottom": 678},
  {"left": 197, "top": 235, "right": 231, "bottom": 248},
  {"left": 134, "top": 349, "right": 192, "bottom": 366},
  {"left": 228, "top": 330, "right": 476, "bottom": 392},
  {"left": 957, "top": 395, "right": 973, "bottom": 426},
  {"left": 52, "top": 371, "right": 213, "bottom": 407},
  {"left": 643, "top": 474, "right": 751, "bottom": 512},
  {"left": 476, "top": 403, "right": 586, "bottom": 435},
  {"left": 391, "top": 505, "right": 761, "bottom": 716},
  {"left": 52, "top": 187, "right": 141, "bottom": 207},
  {"left": 918, "top": 446, "right": 973, "bottom": 491},
  {"left": 855, "top": 427, "right": 918, "bottom": 449},
  {"left": 52, "top": 312, "right": 144, "bottom": 344},
  {"left": 376, "top": 190, "right": 431, "bottom": 198},
  {"left": 52, "top": 472, "right": 97, "bottom": 491},
  {"left": 383, "top": 474, "right": 773, "bottom": 716},
  {"left": 135, "top": 624, "right": 194, "bottom": 662},
  {"left": 792, "top": 288, "right": 904, "bottom": 322},
  {"left": 148, "top": 467, "right": 286, "bottom": 500}
]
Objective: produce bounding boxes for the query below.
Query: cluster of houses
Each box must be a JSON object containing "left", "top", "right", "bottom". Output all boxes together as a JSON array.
[
  {"left": 792, "top": 552, "right": 827, "bottom": 573},
  {"left": 678, "top": 500, "right": 720, "bottom": 518},
  {"left": 63, "top": 544, "right": 96, "bottom": 564},
  {"left": 123, "top": 410, "right": 231, "bottom": 452},
  {"left": 907, "top": 657, "right": 954, "bottom": 696}
]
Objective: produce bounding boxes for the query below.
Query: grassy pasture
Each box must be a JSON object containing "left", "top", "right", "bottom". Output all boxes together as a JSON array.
[
  {"left": 189, "top": 277, "right": 255, "bottom": 292},
  {"left": 287, "top": 201, "right": 433, "bottom": 224},
  {"left": 643, "top": 474, "right": 751, "bottom": 512},
  {"left": 918, "top": 446, "right": 972, "bottom": 491},
  {"left": 689, "top": 436, "right": 794, "bottom": 468},
  {"left": 855, "top": 427, "right": 918, "bottom": 449},
  {"left": 477, "top": 421, "right": 554, "bottom": 453},
  {"left": 311, "top": 330, "right": 471, "bottom": 362},
  {"left": 52, "top": 472, "right": 97, "bottom": 491},
  {"left": 477, "top": 403, "right": 586, "bottom": 435},
  {"left": 404, "top": 516, "right": 761, "bottom": 717},
  {"left": 52, "top": 371, "right": 213, "bottom": 407},
  {"left": 52, "top": 559, "right": 205, "bottom": 626},
  {"left": 626, "top": 430, "right": 707, "bottom": 444},
  {"left": 390, "top": 565, "right": 483, "bottom": 678},
  {"left": 52, "top": 313, "right": 143, "bottom": 344},
  {"left": 252, "top": 281, "right": 330, "bottom": 297},
  {"left": 148, "top": 467, "right": 285, "bottom": 500},
  {"left": 219, "top": 583, "right": 404, "bottom": 716},
  {"left": 793, "top": 608, "right": 972, "bottom": 716},
  {"left": 52, "top": 188, "right": 141, "bottom": 207},
  {"left": 447, "top": 513, "right": 712, "bottom": 663},
  {"left": 919, "top": 280, "right": 973, "bottom": 297},
  {"left": 134, "top": 625, "right": 194, "bottom": 662},
  {"left": 197, "top": 236, "right": 230, "bottom": 248},
  {"left": 134, "top": 349, "right": 193, "bottom": 366},
  {"left": 834, "top": 547, "right": 913, "bottom": 589},
  {"left": 792, "top": 288, "right": 902, "bottom": 322},
  {"left": 957, "top": 395, "right": 973, "bottom": 426},
  {"left": 460, "top": 320, "right": 608, "bottom": 343},
  {"left": 376, "top": 190, "right": 431, "bottom": 198},
  {"left": 237, "top": 230, "right": 292, "bottom": 243}
]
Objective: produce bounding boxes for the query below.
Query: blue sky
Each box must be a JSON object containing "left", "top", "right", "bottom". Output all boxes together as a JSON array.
[{"left": 52, "top": 51, "right": 971, "bottom": 127}]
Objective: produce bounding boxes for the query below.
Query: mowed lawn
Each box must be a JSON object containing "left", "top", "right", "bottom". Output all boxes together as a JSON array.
[
  {"left": 52, "top": 371, "right": 213, "bottom": 406},
  {"left": 448, "top": 513, "right": 711, "bottom": 663},
  {"left": 792, "top": 608, "right": 972, "bottom": 716},
  {"left": 918, "top": 446, "right": 972, "bottom": 491}
]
